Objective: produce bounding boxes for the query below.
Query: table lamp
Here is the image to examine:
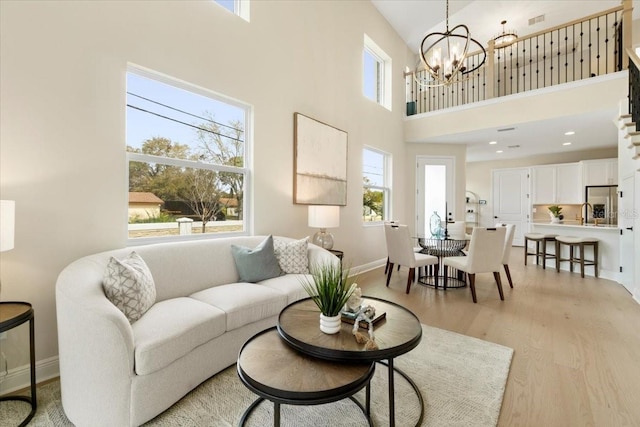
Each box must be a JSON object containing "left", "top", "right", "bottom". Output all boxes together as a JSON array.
[
  {"left": 308, "top": 205, "right": 339, "bottom": 250},
  {"left": 1, "top": 200, "right": 16, "bottom": 297}
]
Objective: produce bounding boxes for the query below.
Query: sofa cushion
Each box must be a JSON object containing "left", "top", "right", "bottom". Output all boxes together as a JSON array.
[
  {"left": 190, "top": 283, "right": 287, "bottom": 331},
  {"left": 230, "top": 235, "right": 282, "bottom": 283},
  {"left": 103, "top": 251, "right": 156, "bottom": 323},
  {"left": 259, "top": 274, "right": 310, "bottom": 304},
  {"left": 273, "top": 237, "right": 309, "bottom": 274},
  {"left": 132, "top": 297, "right": 226, "bottom": 375}
]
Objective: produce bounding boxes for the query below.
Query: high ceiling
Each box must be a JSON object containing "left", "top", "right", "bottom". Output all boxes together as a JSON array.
[{"left": 371, "top": 0, "right": 637, "bottom": 161}]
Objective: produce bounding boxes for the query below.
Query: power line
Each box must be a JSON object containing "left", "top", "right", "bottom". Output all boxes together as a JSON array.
[
  {"left": 127, "top": 104, "right": 244, "bottom": 143},
  {"left": 127, "top": 91, "right": 244, "bottom": 134}
]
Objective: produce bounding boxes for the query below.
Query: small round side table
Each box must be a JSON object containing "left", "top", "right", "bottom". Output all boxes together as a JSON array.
[{"left": 0, "top": 301, "right": 36, "bottom": 427}]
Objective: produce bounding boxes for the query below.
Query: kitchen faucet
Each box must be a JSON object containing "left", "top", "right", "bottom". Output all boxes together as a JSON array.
[{"left": 578, "top": 202, "right": 593, "bottom": 226}]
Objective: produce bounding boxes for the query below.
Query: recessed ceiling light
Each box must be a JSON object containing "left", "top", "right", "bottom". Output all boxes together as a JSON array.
[
  {"left": 489, "top": 141, "right": 497, "bottom": 145},
  {"left": 563, "top": 142, "right": 572, "bottom": 146},
  {"left": 564, "top": 131, "right": 575, "bottom": 136},
  {"left": 496, "top": 150, "right": 504, "bottom": 153}
]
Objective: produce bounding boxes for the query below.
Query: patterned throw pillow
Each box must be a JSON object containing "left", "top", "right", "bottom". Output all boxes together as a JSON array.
[
  {"left": 273, "top": 237, "right": 309, "bottom": 274},
  {"left": 103, "top": 251, "right": 156, "bottom": 323}
]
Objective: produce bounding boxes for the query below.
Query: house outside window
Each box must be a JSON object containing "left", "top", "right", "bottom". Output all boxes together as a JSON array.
[
  {"left": 214, "top": 0, "right": 250, "bottom": 21},
  {"left": 363, "top": 147, "right": 391, "bottom": 223},
  {"left": 363, "top": 34, "right": 392, "bottom": 110},
  {"left": 126, "top": 67, "right": 250, "bottom": 241}
]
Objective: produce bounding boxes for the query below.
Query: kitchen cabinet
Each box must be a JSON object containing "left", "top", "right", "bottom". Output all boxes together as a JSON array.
[
  {"left": 581, "top": 159, "right": 618, "bottom": 186},
  {"left": 532, "top": 163, "right": 582, "bottom": 204}
]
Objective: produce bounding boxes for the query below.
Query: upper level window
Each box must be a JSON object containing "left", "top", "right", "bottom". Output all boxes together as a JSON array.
[
  {"left": 363, "top": 34, "right": 392, "bottom": 110},
  {"left": 214, "top": 0, "right": 250, "bottom": 21},
  {"left": 363, "top": 147, "right": 391, "bottom": 223},
  {"left": 126, "top": 67, "right": 250, "bottom": 241}
]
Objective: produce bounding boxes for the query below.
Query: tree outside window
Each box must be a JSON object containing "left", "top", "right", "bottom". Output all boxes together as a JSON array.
[{"left": 363, "top": 147, "right": 391, "bottom": 223}]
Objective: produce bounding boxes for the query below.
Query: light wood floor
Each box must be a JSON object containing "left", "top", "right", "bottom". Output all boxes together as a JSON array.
[{"left": 357, "top": 247, "right": 640, "bottom": 427}]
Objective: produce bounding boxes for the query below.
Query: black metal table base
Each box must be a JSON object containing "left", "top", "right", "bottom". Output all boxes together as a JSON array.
[
  {"left": 239, "top": 389, "right": 373, "bottom": 427},
  {"left": 378, "top": 359, "right": 425, "bottom": 427}
]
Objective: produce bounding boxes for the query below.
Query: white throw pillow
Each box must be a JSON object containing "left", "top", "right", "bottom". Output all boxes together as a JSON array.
[
  {"left": 103, "top": 251, "right": 156, "bottom": 323},
  {"left": 273, "top": 237, "right": 309, "bottom": 274}
]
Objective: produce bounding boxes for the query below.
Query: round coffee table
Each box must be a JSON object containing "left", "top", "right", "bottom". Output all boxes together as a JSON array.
[
  {"left": 277, "top": 297, "right": 423, "bottom": 427},
  {"left": 237, "top": 327, "right": 374, "bottom": 427}
]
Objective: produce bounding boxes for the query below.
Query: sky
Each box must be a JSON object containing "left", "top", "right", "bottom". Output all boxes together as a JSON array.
[{"left": 126, "top": 72, "right": 245, "bottom": 153}]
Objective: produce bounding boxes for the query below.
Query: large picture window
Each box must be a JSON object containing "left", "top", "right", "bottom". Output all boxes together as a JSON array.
[
  {"left": 363, "top": 147, "right": 391, "bottom": 223},
  {"left": 126, "top": 68, "right": 250, "bottom": 241}
]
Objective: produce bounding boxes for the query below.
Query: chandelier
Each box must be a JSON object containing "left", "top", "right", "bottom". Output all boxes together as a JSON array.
[
  {"left": 417, "top": 0, "right": 486, "bottom": 87},
  {"left": 494, "top": 20, "right": 518, "bottom": 48}
]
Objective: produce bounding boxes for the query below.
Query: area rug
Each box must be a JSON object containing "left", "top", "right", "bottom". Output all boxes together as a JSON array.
[{"left": 2, "top": 325, "right": 513, "bottom": 426}]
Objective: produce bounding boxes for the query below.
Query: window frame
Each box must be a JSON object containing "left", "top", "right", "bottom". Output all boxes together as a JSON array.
[
  {"left": 363, "top": 34, "right": 392, "bottom": 110},
  {"left": 126, "top": 65, "right": 252, "bottom": 245},
  {"left": 214, "top": 0, "right": 250, "bottom": 22},
  {"left": 362, "top": 146, "right": 392, "bottom": 225}
]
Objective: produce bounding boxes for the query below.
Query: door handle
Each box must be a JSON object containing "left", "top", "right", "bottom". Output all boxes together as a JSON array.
[
  {"left": 626, "top": 227, "right": 634, "bottom": 231},
  {"left": 494, "top": 216, "right": 498, "bottom": 219}
]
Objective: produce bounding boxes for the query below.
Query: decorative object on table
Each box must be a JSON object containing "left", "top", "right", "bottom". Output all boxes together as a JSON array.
[
  {"left": 429, "top": 210, "right": 443, "bottom": 238},
  {"left": 0, "top": 200, "right": 16, "bottom": 297},
  {"left": 548, "top": 205, "right": 563, "bottom": 224},
  {"left": 308, "top": 205, "right": 340, "bottom": 250},
  {"left": 413, "top": 0, "right": 486, "bottom": 87},
  {"left": 299, "top": 263, "right": 356, "bottom": 334},
  {"left": 293, "top": 112, "right": 347, "bottom": 205},
  {"left": 343, "top": 286, "right": 362, "bottom": 313},
  {"left": 347, "top": 305, "right": 379, "bottom": 350}
]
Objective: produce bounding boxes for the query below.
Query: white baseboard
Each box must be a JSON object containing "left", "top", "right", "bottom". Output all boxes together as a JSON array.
[
  {"left": 0, "top": 355, "right": 59, "bottom": 395},
  {"left": 349, "top": 259, "right": 386, "bottom": 276}
]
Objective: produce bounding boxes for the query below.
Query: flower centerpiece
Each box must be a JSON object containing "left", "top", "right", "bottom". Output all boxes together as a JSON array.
[
  {"left": 300, "top": 263, "right": 356, "bottom": 334},
  {"left": 548, "top": 205, "right": 563, "bottom": 224}
]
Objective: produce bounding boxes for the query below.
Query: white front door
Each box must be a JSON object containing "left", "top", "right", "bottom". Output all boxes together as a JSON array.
[
  {"left": 492, "top": 168, "right": 530, "bottom": 246},
  {"left": 619, "top": 175, "right": 634, "bottom": 294}
]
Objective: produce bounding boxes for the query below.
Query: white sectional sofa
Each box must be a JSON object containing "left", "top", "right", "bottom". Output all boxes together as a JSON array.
[{"left": 55, "top": 236, "right": 336, "bottom": 426}]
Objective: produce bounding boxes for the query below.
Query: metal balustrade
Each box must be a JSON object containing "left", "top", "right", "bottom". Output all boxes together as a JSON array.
[{"left": 406, "top": 4, "right": 628, "bottom": 115}]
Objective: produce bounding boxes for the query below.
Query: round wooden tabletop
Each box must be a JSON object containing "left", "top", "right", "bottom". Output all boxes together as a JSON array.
[
  {"left": 277, "top": 297, "right": 422, "bottom": 362},
  {"left": 237, "top": 327, "right": 374, "bottom": 404},
  {"left": 0, "top": 301, "right": 33, "bottom": 332}
]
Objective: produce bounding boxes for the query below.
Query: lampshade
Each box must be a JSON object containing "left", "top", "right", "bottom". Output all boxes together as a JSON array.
[
  {"left": 0, "top": 200, "right": 15, "bottom": 252},
  {"left": 308, "top": 205, "right": 340, "bottom": 228}
]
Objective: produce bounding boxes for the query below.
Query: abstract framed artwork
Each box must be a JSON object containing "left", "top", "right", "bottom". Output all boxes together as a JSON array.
[{"left": 293, "top": 113, "right": 348, "bottom": 205}]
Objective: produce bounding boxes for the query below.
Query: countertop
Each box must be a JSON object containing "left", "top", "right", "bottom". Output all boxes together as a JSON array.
[{"left": 531, "top": 222, "right": 618, "bottom": 231}]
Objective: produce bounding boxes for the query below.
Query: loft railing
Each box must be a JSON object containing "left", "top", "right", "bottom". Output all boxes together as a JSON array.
[
  {"left": 406, "top": 2, "right": 631, "bottom": 115},
  {"left": 628, "top": 48, "right": 640, "bottom": 131}
]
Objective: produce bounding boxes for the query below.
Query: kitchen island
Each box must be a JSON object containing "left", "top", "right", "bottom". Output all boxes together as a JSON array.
[{"left": 530, "top": 222, "right": 619, "bottom": 281}]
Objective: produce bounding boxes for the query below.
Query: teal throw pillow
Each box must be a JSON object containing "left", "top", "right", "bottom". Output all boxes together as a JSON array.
[{"left": 231, "top": 235, "right": 282, "bottom": 283}]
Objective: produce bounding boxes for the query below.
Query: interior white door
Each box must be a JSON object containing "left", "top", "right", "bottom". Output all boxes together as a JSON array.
[
  {"left": 619, "top": 175, "right": 634, "bottom": 294},
  {"left": 492, "top": 168, "right": 529, "bottom": 246}
]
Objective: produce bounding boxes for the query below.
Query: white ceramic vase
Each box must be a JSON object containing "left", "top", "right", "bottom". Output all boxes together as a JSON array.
[
  {"left": 319, "top": 313, "right": 342, "bottom": 334},
  {"left": 549, "top": 212, "right": 561, "bottom": 224}
]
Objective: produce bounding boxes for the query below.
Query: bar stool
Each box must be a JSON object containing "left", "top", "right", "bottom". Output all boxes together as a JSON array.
[
  {"left": 555, "top": 236, "right": 599, "bottom": 278},
  {"left": 524, "top": 233, "right": 557, "bottom": 269}
]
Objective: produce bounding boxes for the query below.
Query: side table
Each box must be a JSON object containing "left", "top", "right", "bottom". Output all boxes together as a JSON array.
[
  {"left": 0, "top": 301, "right": 36, "bottom": 427},
  {"left": 328, "top": 249, "right": 344, "bottom": 268}
]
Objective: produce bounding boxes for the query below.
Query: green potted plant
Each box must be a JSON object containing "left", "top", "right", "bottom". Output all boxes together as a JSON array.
[
  {"left": 548, "top": 205, "right": 563, "bottom": 224},
  {"left": 300, "top": 263, "right": 356, "bottom": 334}
]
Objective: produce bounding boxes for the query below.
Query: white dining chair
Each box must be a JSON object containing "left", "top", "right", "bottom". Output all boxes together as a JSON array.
[
  {"left": 385, "top": 224, "right": 439, "bottom": 294},
  {"left": 496, "top": 223, "right": 516, "bottom": 288},
  {"left": 443, "top": 227, "right": 506, "bottom": 303},
  {"left": 383, "top": 221, "right": 421, "bottom": 274},
  {"left": 447, "top": 220, "right": 466, "bottom": 240}
]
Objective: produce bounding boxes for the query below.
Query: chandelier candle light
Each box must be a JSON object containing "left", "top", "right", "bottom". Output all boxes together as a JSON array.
[
  {"left": 494, "top": 20, "right": 518, "bottom": 48},
  {"left": 308, "top": 205, "right": 340, "bottom": 250},
  {"left": 417, "top": 0, "right": 486, "bottom": 86}
]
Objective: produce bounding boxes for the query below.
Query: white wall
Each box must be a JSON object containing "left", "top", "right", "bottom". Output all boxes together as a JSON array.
[{"left": 0, "top": 0, "right": 411, "bottom": 383}]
